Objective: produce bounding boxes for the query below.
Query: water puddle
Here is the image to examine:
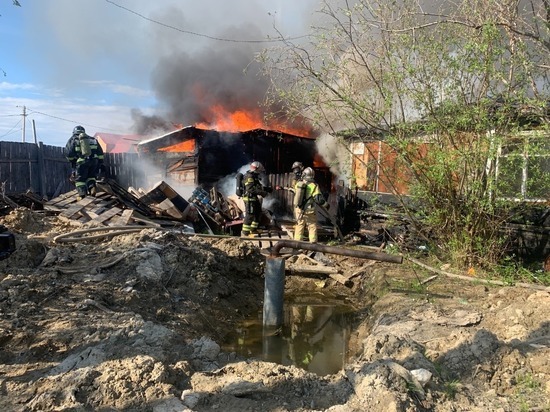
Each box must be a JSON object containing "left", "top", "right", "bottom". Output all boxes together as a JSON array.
[{"left": 222, "top": 303, "right": 356, "bottom": 376}]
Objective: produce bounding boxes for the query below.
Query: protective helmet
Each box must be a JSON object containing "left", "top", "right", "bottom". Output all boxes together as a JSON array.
[
  {"left": 250, "top": 161, "right": 264, "bottom": 173},
  {"left": 302, "top": 167, "right": 314, "bottom": 180},
  {"left": 291, "top": 161, "right": 304, "bottom": 173},
  {"left": 73, "top": 125, "right": 85, "bottom": 135}
]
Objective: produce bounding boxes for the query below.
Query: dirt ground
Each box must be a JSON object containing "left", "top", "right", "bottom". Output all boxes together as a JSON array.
[{"left": 0, "top": 207, "right": 549, "bottom": 412}]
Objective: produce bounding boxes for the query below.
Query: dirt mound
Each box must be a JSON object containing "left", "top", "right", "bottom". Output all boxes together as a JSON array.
[{"left": 0, "top": 208, "right": 549, "bottom": 411}]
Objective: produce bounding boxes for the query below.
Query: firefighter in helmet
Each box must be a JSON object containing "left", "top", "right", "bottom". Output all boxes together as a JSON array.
[
  {"left": 293, "top": 167, "right": 328, "bottom": 243},
  {"left": 65, "top": 125, "right": 105, "bottom": 200},
  {"left": 276, "top": 161, "right": 305, "bottom": 194},
  {"left": 239, "top": 161, "right": 273, "bottom": 237},
  {"left": 291, "top": 161, "right": 305, "bottom": 183}
]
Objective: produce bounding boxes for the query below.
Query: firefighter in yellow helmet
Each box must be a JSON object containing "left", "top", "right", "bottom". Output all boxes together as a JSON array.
[
  {"left": 65, "top": 125, "right": 105, "bottom": 200},
  {"left": 239, "top": 161, "right": 272, "bottom": 237},
  {"left": 293, "top": 167, "right": 328, "bottom": 243}
]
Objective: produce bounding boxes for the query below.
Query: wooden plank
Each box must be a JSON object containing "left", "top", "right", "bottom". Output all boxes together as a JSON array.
[
  {"left": 46, "top": 190, "right": 78, "bottom": 207},
  {"left": 109, "top": 209, "right": 134, "bottom": 226},
  {"left": 91, "top": 206, "right": 122, "bottom": 224},
  {"left": 286, "top": 264, "right": 339, "bottom": 275},
  {"left": 37, "top": 142, "right": 47, "bottom": 197},
  {"left": 341, "top": 261, "right": 376, "bottom": 280},
  {"left": 59, "top": 197, "right": 96, "bottom": 218},
  {"left": 130, "top": 213, "right": 162, "bottom": 227},
  {"left": 54, "top": 196, "right": 81, "bottom": 208},
  {"left": 77, "top": 208, "right": 93, "bottom": 222},
  {"left": 86, "top": 198, "right": 119, "bottom": 216},
  {"left": 329, "top": 273, "right": 354, "bottom": 287}
]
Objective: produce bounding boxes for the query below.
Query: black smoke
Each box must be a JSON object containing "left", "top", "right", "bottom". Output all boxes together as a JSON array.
[{"left": 133, "top": 24, "right": 272, "bottom": 134}]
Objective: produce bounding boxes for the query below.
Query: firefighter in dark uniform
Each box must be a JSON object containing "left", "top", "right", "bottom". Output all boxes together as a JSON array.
[
  {"left": 65, "top": 125, "right": 105, "bottom": 200},
  {"left": 239, "top": 161, "right": 272, "bottom": 237}
]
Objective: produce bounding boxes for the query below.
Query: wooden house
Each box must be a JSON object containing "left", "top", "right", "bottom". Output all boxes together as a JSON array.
[{"left": 136, "top": 126, "right": 328, "bottom": 186}]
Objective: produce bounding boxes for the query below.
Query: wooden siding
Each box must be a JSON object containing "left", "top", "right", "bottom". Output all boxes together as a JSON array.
[
  {"left": 0, "top": 141, "right": 145, "bottom": 199},
  {"left": 351, "top": 140, "right": 428, "bottom": 195}
]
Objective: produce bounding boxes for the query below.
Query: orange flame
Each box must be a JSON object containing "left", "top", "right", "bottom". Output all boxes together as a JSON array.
[
  {"left": 158, "top": 139, "right": 195, "bottom": 153},
  {"left": 194, "top": 104, "right": 313, "bottom": 138}
]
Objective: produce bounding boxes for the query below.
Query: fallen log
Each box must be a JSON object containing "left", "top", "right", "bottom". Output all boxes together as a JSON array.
[{"left": 407, "top": 257, "right": 550, "bottom": 292}]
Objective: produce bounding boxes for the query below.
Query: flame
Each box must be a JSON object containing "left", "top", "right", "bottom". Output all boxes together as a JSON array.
[
  {"left": 158, "top": 139, "right": 195, "bottom": 152},
  {"left": 313, "top": 152, "right": 327, "bottom": 168},
  {"left": 194, "top": 104, "right": 313, "bottom": 138}
]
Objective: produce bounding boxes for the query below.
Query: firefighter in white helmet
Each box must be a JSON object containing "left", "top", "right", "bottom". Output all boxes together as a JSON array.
[{"left": 293, "top": 167, "right": 328, "bottom": 243}]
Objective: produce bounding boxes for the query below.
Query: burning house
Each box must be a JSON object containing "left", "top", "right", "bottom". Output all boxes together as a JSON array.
[
  {"left": 134, "top": 125, "right": 337, "bottom": 236},
  {"left": 136, "top": 126, "right": 329, "bottom": 189}
]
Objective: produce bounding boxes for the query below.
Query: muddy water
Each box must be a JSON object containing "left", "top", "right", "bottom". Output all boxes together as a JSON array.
[{"left": 222, "top": 303, "right": 356, "bottom": 376}]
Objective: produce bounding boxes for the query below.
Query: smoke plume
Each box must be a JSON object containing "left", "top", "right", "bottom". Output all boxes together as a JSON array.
[{"left": 133, "top": 10, "right": 313, "bottom": 136}]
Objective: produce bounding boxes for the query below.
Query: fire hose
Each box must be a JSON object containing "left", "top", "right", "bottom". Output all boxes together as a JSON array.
[{"left": 53, "top": 226, "right": 157, "bottom": 243}]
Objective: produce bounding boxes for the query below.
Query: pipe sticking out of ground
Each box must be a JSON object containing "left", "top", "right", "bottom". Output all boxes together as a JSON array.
[{"left": 263, "top": 240, "right": 403, "bottom": 328}]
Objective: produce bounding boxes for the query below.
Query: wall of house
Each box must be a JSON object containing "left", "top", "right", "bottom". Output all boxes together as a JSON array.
[{"left": 350, "top": 140, "right": 427, "bottom": 196}]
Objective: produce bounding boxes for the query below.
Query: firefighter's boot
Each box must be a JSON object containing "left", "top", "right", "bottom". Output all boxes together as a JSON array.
[
  {"left": 76, "top": 186, "right": 87, "bottom": 201},
  {"left": 89, "top": 185, "right": 97, "bottom": 197}
]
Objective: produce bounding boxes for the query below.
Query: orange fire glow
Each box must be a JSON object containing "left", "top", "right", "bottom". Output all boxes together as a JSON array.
[
  {"left": 158, "top": 139, "right": 196, "bottom": 152},
  {"left": 194, "top": 104, "right": 313, "bottom": 138}
]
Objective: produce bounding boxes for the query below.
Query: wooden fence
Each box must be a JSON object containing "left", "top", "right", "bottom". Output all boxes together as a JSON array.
[{"left": 0, "top": 141, "right": 146, "bottom": 199}]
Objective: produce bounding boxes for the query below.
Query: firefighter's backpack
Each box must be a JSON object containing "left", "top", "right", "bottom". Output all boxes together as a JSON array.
[
  {"left": 79, "top": 134, "right": 92, "bottom": 157},
  {"left": 236, "top": 173, "right": 244, "bottom": 197},
  {"left": 293, "top": 181, "right": 307, "bottom": 209}
]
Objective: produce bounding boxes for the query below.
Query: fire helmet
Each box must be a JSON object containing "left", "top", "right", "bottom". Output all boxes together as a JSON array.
[
  {"left": 73, "top": 125, "right": 85, "bottom": 135},
  {"left": 291, "top": 161, "right": 304, "bottom": 173},
  {"left": 302, "top": 167, "right": 314, "bottom": 180},
  {"left": 250, "top": 161, "right": 264, "bottom": 173}
]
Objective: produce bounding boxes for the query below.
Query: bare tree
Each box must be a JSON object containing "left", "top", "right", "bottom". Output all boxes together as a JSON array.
[{"left": 260, "top": 0, "right": 550, "bottom": 268}]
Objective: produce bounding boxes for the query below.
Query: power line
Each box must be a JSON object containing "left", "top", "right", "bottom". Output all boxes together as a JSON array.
[
  {"left": 0, "top": 118, "right": 22, "bottom": 139},
  {"left": 105, "top": 0, "right": 309, "bottom": 43},
  {"left": 27, "top": 109, "right": 123, "bottom": 133}
]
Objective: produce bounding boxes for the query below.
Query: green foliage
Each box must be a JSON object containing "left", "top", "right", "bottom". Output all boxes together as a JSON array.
[
  {"left": 513, "top": 373, "right": 545, "bottom": 412},
  {"left": 443, "top": 380, "right": 460, "bottom": 400},
  {"left": 494, "top": 258, "right": 550, "bottom": 286}
]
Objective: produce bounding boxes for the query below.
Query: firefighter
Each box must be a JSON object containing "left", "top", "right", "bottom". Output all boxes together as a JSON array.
[
  {"left": 239, "top": 161, "right": 272, "bottom": 237},
  {"left": 65, "top": 125, "right": 105, "bottom": 200},
  {"left": 276, "top": 161, "right": 305, "bottom": 194},
  {"left": 293, "top": 167, "right": 329, "bottom": 243}
]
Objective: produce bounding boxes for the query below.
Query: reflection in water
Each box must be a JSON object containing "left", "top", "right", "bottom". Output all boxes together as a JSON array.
[{"left": 224, "top": 304, "right": 352, "bottom": 376}]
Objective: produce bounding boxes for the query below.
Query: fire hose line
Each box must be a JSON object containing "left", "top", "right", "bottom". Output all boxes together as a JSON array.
[
  {"left": 53, "top": 226, "right": 158, "bottom": 243},
  {"left": 53, "top": 226, "right": 239, "bottom": 244}
]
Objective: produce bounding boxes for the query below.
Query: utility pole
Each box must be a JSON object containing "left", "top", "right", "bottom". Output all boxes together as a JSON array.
[
  {"left": 32, "top": 119, "right": 38, "bottom": 144},
  {"left": 21, "top": 105, "right": 26, "bottom": 142},
  {"left": 17, "top": 105, "right": 27, "bottom": 142}
]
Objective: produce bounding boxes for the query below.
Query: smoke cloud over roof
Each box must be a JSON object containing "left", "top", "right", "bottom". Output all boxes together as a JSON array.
[
  {"left": 129, "top": 1, "right": 320, "bottom": 136},
  {"left": 144, "top": 26, "right": 267, "bottom": 131},
  {"left": 18, "top": 0, "right": 320, "bottom": 143}
]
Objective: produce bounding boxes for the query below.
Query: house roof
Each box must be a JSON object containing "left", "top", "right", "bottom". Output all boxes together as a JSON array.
[{"left": 94, "top": 132, "right": 144, "bottom": 153}]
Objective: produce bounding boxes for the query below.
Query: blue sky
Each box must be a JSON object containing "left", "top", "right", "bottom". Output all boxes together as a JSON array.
[{"left": 0, "top": 0, "right": 319, "bottom": 147}]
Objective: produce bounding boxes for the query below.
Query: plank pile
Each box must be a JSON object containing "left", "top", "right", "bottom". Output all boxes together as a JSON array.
[{"left": 44, "top": 180, "right": 190, "bottom": 228}]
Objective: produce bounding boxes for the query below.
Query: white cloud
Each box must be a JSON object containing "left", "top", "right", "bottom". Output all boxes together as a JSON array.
[{"left": 0, "top": 82, "right": 36, "bottom": 92}]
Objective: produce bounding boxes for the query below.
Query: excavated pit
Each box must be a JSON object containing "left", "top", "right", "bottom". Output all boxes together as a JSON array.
[{"left": 1, "top": 208, "right": 549, "bottom": 412}]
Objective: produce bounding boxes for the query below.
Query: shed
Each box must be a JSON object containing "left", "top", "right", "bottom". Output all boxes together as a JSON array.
[{"left": 136, "top": 126, "right": 330, "bottom": 190}]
